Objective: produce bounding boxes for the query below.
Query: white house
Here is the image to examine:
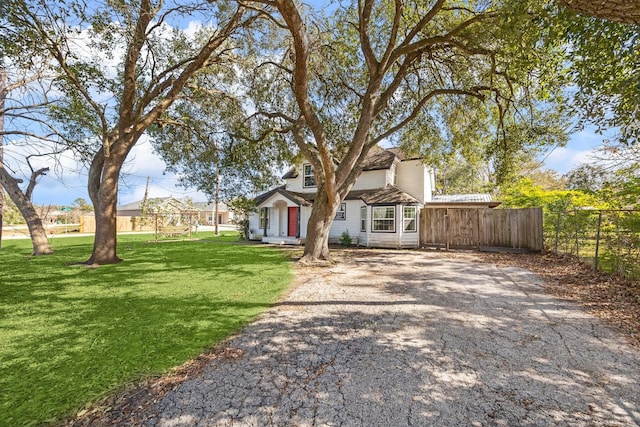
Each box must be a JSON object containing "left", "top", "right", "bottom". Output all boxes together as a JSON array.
[{"left": 248, "top": 147, "right": 436, "bottom": 248}]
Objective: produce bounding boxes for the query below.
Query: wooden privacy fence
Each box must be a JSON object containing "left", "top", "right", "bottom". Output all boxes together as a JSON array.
[
  {"left": 79, "top": 216, "right": 146, "bottom": 233},
  {"left": 420, "top": 207, "right": 543, "bottom": 252}
]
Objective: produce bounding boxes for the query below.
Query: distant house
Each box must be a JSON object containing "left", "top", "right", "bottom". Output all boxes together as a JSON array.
[
  {"left": 116, "top": 197, "right": 188, "bottom": 216},
  {"left": 248, "top": 147, "right": 436, "bottom": 248},
  {"left": 192, "top": 202, "right": 233, "bottom": 225},
  {"left": 116, "top": 197, "right": 232, "bottom": 225}
]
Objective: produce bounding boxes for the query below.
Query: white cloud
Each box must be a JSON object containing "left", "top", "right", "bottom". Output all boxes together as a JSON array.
[
  {"left": 3, "top": 136, "right": 207, "bottom": 208},
  {"left": 111, "top": 138, "right": 209, "bottom": 206},
  {"left": 541, "top": 127, "right": 609, "bottom": 174}
]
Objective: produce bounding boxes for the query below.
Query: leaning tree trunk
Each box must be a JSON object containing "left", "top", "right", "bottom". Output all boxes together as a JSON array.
[
  {"left": 0, "top": 169, "right": 53, "bottom": 255},
  {"left": 301, "top": 188, "right": 341, "bottom": 263}
]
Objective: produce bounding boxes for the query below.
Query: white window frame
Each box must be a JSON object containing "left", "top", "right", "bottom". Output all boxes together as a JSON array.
[
  {"left": 403, "top": 206, "right": 417, "bottom": 232},
  {"left": 335, "top": 203, "right": 346, "bottom": 220},
  {"left": 259, "top": 208, "right": 270, "bottom": 229},
  {"left": 303, "top": 163, "right": 316, "bottom": 188},
  {"left": 360, "top": 206, "right": 367, "bottom": 232},
  {"left": 372, "top": 205, "right": 396, "bottom": 233}
]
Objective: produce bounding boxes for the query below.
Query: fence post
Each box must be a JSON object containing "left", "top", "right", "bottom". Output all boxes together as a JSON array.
[
  {"left": 554, "top": 211, "right": 561, "bottom": 255},
  {"left": 445, "top": 208, "right": 450, "bottom": 251},
  {"left": 574, "top": 208, "right": 579, "bottom": 257},
  {"left": 594, "top": 211, "right": 603, "bottom": 272},
  {"left": 476, "top": 208, "right": 481, "bottom": 251}
]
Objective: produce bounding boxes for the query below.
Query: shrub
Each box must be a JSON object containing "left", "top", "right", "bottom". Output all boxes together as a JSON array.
[{"left": 341, "top": 230, "right": 352, "bottom": 246}]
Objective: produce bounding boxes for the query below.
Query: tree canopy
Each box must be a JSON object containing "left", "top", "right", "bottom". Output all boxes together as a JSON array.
[
  {"left": 1, "top": 0, "right": 260, "bottom": 264},
  {"left": 232, "top": 0, "right": 573, "bottom": 261}
]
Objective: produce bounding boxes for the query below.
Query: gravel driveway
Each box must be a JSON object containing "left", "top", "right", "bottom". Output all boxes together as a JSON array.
[{"left": 138, "top": 250, "right": 639, "bottom": 426}]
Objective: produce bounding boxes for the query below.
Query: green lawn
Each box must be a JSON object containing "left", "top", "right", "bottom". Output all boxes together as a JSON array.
[{"left": 0, "top": 232, "right": 293, "bottom": 427}]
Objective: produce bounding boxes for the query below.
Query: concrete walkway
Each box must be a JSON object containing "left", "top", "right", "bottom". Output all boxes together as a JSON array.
[{"left": 141, "top": 251, "right": 639, "bottom": 426}]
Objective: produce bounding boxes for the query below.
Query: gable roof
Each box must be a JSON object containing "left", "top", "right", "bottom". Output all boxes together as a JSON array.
[
  {"left": 254, "top": 186, "right": 313, "bottom": 206},
  {"left": 193, "top": 201, "right": 229, "bottom": 212},
  {"left": 117, "top": 197, "right": 184, "bottom": 211},
  {"left": 355, "top": 185, "right": 421, "bottom": 205},
  {"left": 281, "top": 168, "right": 299, "bottom": 179},
  {"left": 281, "top": 146, "right": 421, "bottom": 179},
  {"left": 361, "top": 148, "right": 397, "bottom": 171}
]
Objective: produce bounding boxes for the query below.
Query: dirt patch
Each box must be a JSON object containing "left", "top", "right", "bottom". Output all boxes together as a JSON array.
[{"left": 474, "top": 251, "right": 640, "bottom": 347}]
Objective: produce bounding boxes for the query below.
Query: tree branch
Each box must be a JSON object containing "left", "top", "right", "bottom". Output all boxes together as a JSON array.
[
  {"left": 371, "top": 87, "right": 488, "bottom": 145},
  {"left": 358, "top": 0, "right": 378, "bottom": 73},
  {"left": 25, "top": 166, "right": 49, "bottom": 201}
]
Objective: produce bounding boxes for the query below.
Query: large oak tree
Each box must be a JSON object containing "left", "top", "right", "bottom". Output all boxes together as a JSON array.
[
  {"left": 1, "top": 0, "right": 258, "bottom": 264},
  {"left": 244, "top": 0, "right": 568, "bottom": 262}
]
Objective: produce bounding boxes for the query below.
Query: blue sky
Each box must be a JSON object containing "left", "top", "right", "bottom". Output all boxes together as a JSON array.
[{"left": 22, "top": 127, "right": 605, "bottom": 208}]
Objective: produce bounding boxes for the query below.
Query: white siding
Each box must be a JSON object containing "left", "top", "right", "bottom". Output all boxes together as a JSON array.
[
  {"left": 358, "top": 205, "right": 369, "bottom": 246},
  {"left": 351, "top": 169, "right": 388, "bottom": 191},
  {"left": 248, "top": 212, "right": 261, "bottom": 239},
  {"left": 328, "top": 200, "right": 363, "bottom": 242},
  {"left": 248, "top": 206, "right": 279, "bottom": 239},
  {"left": 268, "top": 207, "right": 278, "bottom": 237},
  {"left": 277, "top": 207, "right": 287, "bottom": 237},
  {"left": 386, "top": 163, "right": 397, "bottom": 186},
  {"left": 396, "top": 159, "right": 433, "bottom": 203},
  {"left": 284, "top": 165, "right": 317, "bottom": 194},
  {"left": 287, "top": 164, "right": 391, "bottom": 193},
  {"left": 300, "top": 206, "right": 312, "bottom": 238},
  {"left": 364, "top": 205, "right": 420, "bottom": 248}
]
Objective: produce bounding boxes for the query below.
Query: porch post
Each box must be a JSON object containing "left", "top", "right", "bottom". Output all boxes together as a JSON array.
[{"left": 263, "top": 208, "right": 268, "bottom": 237}]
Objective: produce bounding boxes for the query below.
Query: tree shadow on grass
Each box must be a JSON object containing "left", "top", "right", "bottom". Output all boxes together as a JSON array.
[{"left": 0, "top": 241, "right": 292, "bottom": 427}]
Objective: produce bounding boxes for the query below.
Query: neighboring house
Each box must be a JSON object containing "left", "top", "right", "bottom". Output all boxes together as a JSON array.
[
  {"left": 192, "top": 201, "right": 233, "bottom": 225},
  {"left": 248, "top": 147, "right": 436, "bottom": 248},
  {"left": 116, "top": 197, "right": 189, "bottom": 217},
  {"left": 117, "top": 197, "right": 232, "bottom": 225}
]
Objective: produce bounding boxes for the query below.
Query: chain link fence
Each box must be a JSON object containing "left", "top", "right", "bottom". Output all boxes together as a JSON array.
[{"left": 547, "top": 209, "right": 640, "bottom": 279}]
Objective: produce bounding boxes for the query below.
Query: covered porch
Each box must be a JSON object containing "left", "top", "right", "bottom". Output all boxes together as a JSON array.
[{"left": 251, "top": 188, "right": 313, "bottom": 243}]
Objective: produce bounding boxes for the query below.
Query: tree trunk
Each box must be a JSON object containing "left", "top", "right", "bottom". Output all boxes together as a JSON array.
[
  {"left": 301, "top": 188, "right": 341, "bottom": 263},
  {"left": 0, "top": 169, "right": 53, "bottom": 255},
  {"left": 559, "top": 0, "right": 640, "bottom": 24},
  {"left": 85, "top": 146, "right": 127, "bottom": 265},
  {"left": 0, "top": 68, "right": 6, "bottom": 251}
]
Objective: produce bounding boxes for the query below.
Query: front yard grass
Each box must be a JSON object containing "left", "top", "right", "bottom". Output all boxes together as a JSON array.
[{"left": 0, "top": 232, "right": 292, "bottom": 427}]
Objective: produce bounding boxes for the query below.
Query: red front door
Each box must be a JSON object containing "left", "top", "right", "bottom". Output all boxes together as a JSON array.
[{"left": 288, "top": 207, "right": 298, "bottom": 237}]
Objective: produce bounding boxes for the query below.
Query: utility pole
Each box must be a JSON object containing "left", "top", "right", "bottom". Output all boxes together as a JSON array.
[
  {"left": 214, "top": 138, "right": 220, "bottom": 236},
  {"left": 0, "top": 68, "right": 7, "bottom": 250}
]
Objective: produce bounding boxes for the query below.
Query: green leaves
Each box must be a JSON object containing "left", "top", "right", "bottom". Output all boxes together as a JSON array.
[{"left": 550, "top": 6, "right": 640, "bottom": 145}]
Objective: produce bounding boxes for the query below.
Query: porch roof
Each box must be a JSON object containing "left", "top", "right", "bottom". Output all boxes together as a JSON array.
[
  {"left": 254, "top": 184, "right": 420, "bottom": 208},
  {"left": 254, "top": 186, "right": 313, "bottom": 207},
  {"left": 352, "top": 185, "right": 421, "bottom": 205}
]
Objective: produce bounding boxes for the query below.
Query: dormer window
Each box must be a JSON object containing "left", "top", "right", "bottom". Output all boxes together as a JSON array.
[{"left": 303, "top": 163, "right": 316, "bottom": 187}]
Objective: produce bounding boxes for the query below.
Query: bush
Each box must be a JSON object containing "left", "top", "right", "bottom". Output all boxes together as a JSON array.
[{"left": 341, "top": 230, "right": 352, "bottom": 246}]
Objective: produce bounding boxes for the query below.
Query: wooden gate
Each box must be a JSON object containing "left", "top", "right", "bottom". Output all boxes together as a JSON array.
[{"left": 420, "top": 207, "right": 543, "bottom": 252}]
